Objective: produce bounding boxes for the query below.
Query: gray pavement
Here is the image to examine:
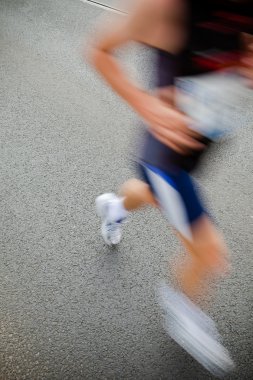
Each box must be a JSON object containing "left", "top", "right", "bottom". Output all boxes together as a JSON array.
[{"left": 0, "top": 0, "right": 253, "bottom": 379}]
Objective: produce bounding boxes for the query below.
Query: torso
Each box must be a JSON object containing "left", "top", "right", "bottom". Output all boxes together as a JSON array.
[{"left": 138, "top": 0, "right": 252, "bottom": 173}]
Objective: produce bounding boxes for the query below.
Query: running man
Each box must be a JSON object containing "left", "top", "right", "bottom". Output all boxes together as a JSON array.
[{"left": 87, "top": 0, "right": 253, "bottom": 376}]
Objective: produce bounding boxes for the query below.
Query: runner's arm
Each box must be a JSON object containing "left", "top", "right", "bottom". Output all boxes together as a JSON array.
[
  {"left": 86, "top": 1, "right": 204, "bottom": 153},
  {"left": 87, "top": 3, "right": 153, "bottom": 110}
]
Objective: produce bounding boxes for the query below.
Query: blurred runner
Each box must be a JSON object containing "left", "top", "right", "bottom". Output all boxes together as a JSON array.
[{"left": 87, "top": 0, "right": 253, "bottom": 376}]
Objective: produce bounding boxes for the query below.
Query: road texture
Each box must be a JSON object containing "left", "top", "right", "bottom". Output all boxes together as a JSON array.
[{"left": 0, "top": 0, "right": 252, "bottom": 379}]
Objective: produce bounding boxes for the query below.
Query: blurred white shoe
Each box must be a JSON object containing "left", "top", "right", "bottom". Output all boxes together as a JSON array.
[
  {"left": 158, "top": 281, "right": 235, "bottom": 378},
  {"left": 96, "top": 193, "right": 127, "bottom": 246}
]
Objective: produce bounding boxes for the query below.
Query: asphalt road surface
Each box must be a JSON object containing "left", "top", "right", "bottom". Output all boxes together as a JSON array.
[{"left": 0, "top": 1, "right": 252, "bottom": 379}]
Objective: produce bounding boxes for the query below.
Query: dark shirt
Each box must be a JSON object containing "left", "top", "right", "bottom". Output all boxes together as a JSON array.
[{"left": 140, "top": 0, "right": 253, "bottom": 174}]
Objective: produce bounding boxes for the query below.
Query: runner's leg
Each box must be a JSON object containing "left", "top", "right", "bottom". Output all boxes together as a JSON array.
[
  {"left": 142, "top": 162, "right": 234, "bottom": 375},
  {"left": 96, "top": 177, "right": 156, "bottom": 245},
  {"left": 175, "top": 216, "right": 229, "bottom": 302},
  {"left": 119, "top": 178, "right": 157, "bottom": 210}
]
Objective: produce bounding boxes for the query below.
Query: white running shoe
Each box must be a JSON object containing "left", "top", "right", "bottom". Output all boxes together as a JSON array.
[
  {"left": 158, "top": 282, "right": 235, "bottom": 378},
  {"left": 96, "top": 193, "right": 126, "bottom": 246}
]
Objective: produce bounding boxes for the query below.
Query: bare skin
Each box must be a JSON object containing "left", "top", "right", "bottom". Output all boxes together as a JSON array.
[{"left": 120, "top": 179, "right": 158, "bottom": 209}]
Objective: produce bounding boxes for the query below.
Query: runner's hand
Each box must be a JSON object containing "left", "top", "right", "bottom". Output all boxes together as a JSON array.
[{"left": 135, "top": 94, "right": 204, "bottom": 155}]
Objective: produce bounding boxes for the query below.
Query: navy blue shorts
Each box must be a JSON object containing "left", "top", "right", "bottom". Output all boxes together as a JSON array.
[{"left": 137, "top": 162, "right": 206, "bottom": 240}]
